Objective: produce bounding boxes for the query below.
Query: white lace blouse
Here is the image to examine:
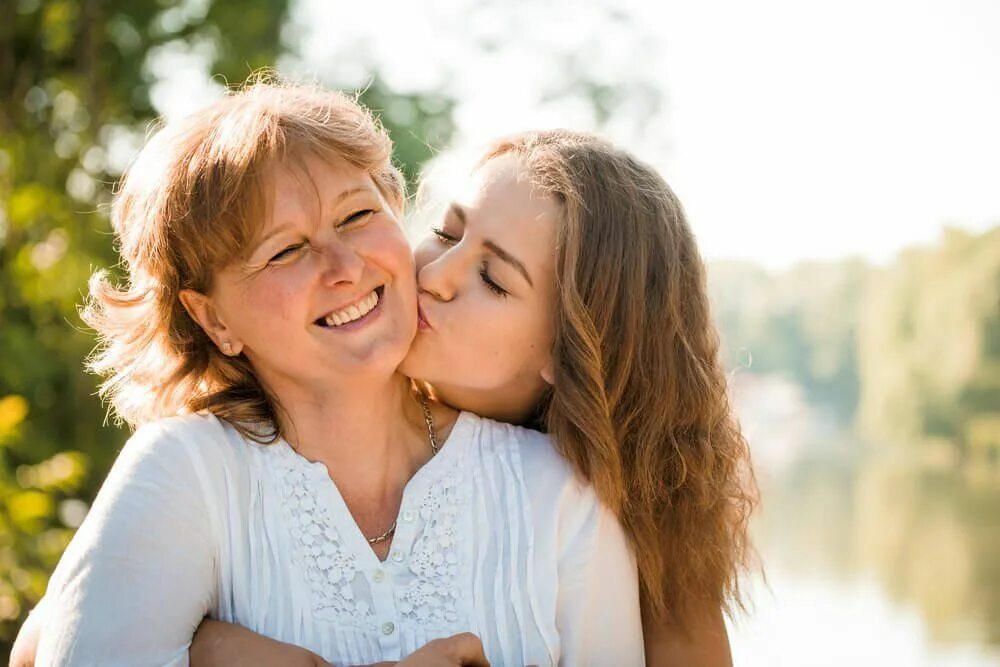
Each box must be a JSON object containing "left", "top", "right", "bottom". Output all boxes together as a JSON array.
[{"left": 35, "top": 411, "right": 644, "bottom": 666}]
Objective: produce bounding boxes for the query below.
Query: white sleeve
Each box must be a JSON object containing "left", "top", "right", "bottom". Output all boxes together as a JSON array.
[
  {"left": 555, "top": 483, "right": 645, "bottom": 666},
  {"left": 35, "top": 420, "right": 219, "bottom": 667}
]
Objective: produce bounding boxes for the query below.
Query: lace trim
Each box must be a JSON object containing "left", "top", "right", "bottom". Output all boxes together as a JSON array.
[
  {"left": 271, "top": 431, "right": 470, "bottom": 631},
  {"left": 273, "top": 449, "right": 375, "bottom": 628},
  {"left": 396, "top": 457, "right": 466, "bottom": 627}
]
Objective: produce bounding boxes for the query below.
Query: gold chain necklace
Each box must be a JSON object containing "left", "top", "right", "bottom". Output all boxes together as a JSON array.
[{"left": 367, "top": 392, "right": 438, "bottom": 545}]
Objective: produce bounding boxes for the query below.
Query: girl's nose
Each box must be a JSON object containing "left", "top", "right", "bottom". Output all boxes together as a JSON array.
[{"left": 416, "top": 250, "right": 460, "bottom": 302}]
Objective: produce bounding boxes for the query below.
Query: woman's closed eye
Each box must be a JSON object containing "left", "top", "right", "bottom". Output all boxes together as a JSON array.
[
  {"left": 338, "top": 209, "right": 376, "bottom": 229},
  {"left": 269, "top": 243, "right": 307, "bottom": 263}
]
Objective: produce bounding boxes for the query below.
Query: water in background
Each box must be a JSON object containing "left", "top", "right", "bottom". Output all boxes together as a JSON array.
[{"left": 727, "top": 374, "right": 1000, "bottom": 667}]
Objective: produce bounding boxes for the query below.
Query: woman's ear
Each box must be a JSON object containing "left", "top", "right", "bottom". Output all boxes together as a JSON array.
[{"left": 179, "top": 289, "right": 244, "bottom": 356}]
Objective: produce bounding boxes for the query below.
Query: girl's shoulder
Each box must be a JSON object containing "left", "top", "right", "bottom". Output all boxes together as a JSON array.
[
  {"left": 456, "top": 411, "right": 592, "bottom": 505},
  {"left": 457, "top": 410, "right": 559, "bottom": 460}
]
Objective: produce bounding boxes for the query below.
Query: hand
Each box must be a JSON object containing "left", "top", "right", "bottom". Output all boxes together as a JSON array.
[
  {"left": 369, "top": 632, "right": 489, "bottom": 667},
  {"left": 189, "top": 618, "right": 331, "bottom": 667}
]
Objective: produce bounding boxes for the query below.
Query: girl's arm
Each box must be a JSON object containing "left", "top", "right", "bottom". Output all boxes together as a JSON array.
[
  {"left": 642, "top": 603, "right": 733, "bottom": 667},
  {"left": 189, "top": 619, "right": 330, "bottom": 666},
  {"left": 13, "top": 597, "right": 489, "bottom": 667},
  {"left": 188, "top": 620, "right": 488, "bottom": 667}
]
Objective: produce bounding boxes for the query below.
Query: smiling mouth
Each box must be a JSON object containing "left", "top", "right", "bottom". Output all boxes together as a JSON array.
[{"left": 315, "top": 286, "right": 384, "bottom": 328}]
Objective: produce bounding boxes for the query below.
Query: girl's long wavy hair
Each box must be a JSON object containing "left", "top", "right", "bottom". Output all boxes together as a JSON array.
[
  {"left": 481, "top": 131, "right": 757, "bottom": 631},
  {"left": 83, "top": 79, "right": 404, "bottom": 439}
]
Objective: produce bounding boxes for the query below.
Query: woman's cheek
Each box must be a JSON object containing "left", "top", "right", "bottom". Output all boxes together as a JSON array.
[
  {"left": 365, "top": 218, "right": 415, "bottom": 260},
  {"left": 245, "top": 269, "right": 309, "bottom": 321}
]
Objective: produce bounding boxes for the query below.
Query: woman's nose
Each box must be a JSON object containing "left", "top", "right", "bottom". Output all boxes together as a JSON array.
[{"left": 318, "top": 238, "right": 365, "bottom": 287}]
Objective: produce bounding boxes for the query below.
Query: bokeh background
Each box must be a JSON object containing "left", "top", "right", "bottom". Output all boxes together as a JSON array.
[{"left": 1, "top": 1, "right": 998, "bottom": 664}]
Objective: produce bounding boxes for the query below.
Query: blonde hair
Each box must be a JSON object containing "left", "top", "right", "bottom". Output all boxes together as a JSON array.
[
  {"left": 481, "top": 131, "right": 757, "bottom": 631},
  {"left": 84, "top": 79, "right": 404, "bottom": 440}
]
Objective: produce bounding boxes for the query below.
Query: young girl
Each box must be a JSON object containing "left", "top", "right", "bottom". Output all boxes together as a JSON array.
[{"left": 402, "top": 131, "right": 756, "bottom": 665}]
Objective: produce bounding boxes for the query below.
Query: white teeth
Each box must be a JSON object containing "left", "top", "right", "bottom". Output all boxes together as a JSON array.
[{"left": 322, "top": 289, "right": 379, "bottom": 327}]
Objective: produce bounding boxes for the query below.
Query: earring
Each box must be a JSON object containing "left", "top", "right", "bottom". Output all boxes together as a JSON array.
[{"left": 222, "top": 341, "right": 233, "bottom": 355}]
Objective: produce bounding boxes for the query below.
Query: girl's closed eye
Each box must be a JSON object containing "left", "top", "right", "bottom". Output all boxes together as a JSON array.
[
  {"left": 431, "top": 227, "right": 459, "bottom": 245},
  {"left": 479, "top": 262, "right": 508, "bottom": 297}
]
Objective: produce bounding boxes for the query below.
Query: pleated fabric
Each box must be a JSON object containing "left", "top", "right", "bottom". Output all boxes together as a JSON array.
[{"left": 37, "top": 411, "right": 644, "bottom": 666}]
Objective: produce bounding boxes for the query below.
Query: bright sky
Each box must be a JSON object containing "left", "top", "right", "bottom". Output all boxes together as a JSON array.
[{"left": 154, "top": 0, "right": 1000, "bottom": 269}]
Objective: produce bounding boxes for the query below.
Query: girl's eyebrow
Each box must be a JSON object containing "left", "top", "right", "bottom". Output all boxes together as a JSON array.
[
  {"left": 484, "top": 239, "right": 533, "bottom": 287},
  {"left": 448, "top": 203, "right": 468, "bottom": 226},
  {"left": 450, "top": 203, "right": 533, "bottom": 287}
]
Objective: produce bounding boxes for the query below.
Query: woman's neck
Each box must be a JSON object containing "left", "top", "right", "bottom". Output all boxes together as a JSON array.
[{"left": 273, "top": 372, "right": 430, "bottom": 503}]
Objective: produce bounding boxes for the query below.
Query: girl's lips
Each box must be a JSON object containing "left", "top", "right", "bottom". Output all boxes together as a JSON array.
[{"left": 416, "top": 302, "right": 432, "bottom": 331}]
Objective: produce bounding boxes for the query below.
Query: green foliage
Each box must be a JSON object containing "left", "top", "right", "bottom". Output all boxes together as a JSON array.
[
  {"left": 710, "top": 225, "right": 1000, "bottom": 459},
  {"left": 0, "top": 0, "right": 294, "bottom": 649},
  {"left": 0, "top": 2, "right": 458, "bottom": 654},
  {"left": 710, "top": 258, "right": 871, "bottom": 420},
  {"left": 357, "top": 77, "right": 456, "bottom": 187},
  {"left": 856, "top": 227, "right": 1000, "bottom": 455}
]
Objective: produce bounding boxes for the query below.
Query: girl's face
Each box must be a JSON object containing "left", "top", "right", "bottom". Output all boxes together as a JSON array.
[
  {"left": 182, "top": 154, "right": 418, "bottom": 398},
  {"left": 398, "top": 154, "right": 559, "bottom": 423}
]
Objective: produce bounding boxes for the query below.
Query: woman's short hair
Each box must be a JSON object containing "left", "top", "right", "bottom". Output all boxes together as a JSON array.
[{"left": 84, "top": 78, "right": 404, "bottom": 440}]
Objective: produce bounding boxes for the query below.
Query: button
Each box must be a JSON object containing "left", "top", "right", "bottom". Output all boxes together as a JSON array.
[
  {"left": 391, "top": 550, "right": 405, "bottom": 563},
  {"left": 382, "top": 621, "right": 396, "bottom": 635},
  {"left": 402, "top": 510, "right": 415, "bottom": 522},
  {"left": 372, "top": 569, "right": 385, "bottom": 583}
]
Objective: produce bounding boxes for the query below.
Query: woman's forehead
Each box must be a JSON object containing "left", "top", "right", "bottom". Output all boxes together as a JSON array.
[{"left": 265, "top": 155, "right": 379, "bottom": 221}]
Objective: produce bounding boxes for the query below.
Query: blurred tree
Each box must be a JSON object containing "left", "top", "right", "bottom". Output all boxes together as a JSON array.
[
  {"left": 709, "top": 258, "right": 871, "bottom": 422},
  {"left": 710, "top": 224, "right": 999, "bottom": 459},
  {"left": 857, "top": 226, "right": 1000, "bottom": 459},
  {"left": 0, "top": 0, "right": 294, "bottom": 650},
  {"left": 0, "top": 0, "right": 456, "bottom": 655},
  {"left": 356, "top": 77, "right": 456, "bottom": 187}
]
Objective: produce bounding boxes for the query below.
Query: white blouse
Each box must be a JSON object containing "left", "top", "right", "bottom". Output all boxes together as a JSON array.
[{"left": 35, "top": 411, "right": 644, "bottom": 666}]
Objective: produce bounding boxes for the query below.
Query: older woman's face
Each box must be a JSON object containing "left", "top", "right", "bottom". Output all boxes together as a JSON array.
[
  {"left": 398, "top": 154, "right": 558, "bottom": 423},
  {"left": 187, "top": 154, "right": 417, "bottom": 396}
]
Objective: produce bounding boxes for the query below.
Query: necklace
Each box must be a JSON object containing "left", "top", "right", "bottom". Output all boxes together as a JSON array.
[{"left": 367, "top": 391, "right": 438, "bottom": 545}]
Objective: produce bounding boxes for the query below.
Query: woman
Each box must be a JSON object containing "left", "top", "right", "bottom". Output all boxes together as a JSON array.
[
  {"left": 22, "top": 82, "right": 643, "bottom": 666},
  {"left": 186, "top": 130, "right": 756, "bottom": 666}
]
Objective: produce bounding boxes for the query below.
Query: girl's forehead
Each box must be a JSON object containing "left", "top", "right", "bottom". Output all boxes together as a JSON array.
[
  {"left": 469, "top": 156, "right": 557, "bottom": 224},
  {"left": 469, "top": 155, "right": 522, "bottom": 195}
]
